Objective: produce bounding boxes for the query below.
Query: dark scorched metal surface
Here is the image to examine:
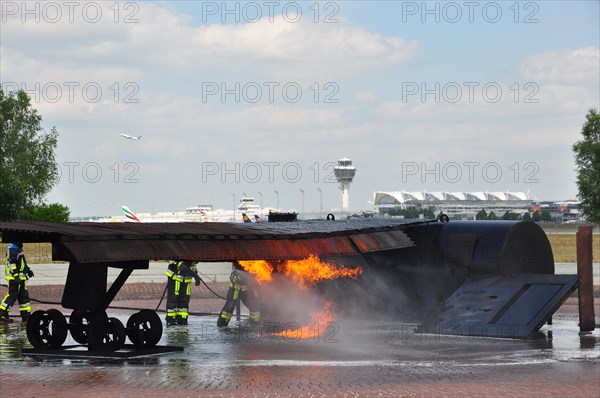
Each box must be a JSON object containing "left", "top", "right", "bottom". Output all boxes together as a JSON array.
[{"left": 0, "top": 219, "right": 422, "bottom": 263}]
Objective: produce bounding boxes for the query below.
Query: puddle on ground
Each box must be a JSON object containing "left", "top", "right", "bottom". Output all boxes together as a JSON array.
[{"left": 1, "top": 312, "right": 598, "bottom": 372}]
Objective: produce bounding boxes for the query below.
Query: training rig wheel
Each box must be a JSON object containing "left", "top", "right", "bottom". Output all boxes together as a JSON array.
[
  {"left": 126, "top": 309, "right": 163, "bottom": 348},
  {"left": 88, "top": 317, "right": 126, "bottom": 351},
  {"left": 26, "top": 309, "right": 68, "bottom": 349},
  {"left": 26, "top": 308, "right": 164, "bottom": 352},
  {"left": 68, "top": 309, "right": 108, "bottom": 344}
]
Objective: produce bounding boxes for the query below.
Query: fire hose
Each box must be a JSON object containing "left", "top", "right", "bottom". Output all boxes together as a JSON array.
[
  {"left": 153, "top": 276, "right": 228, "bottom": 311},
  {"left": 0, "top": 281, "right": 225, "bottom": 316}
]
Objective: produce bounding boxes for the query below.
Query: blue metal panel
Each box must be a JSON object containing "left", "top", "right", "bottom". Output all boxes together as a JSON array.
[{"left": 432, "top": 274, "right": 578, "bottom": 338}]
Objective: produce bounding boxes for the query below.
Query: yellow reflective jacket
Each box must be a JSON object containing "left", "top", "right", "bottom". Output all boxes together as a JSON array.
[{"left": 5, "top": 244, "right": 30, "bottom": 281}]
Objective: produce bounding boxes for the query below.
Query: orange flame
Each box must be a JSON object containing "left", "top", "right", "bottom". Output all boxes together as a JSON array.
[
  {"left": 283, "top": 254, "right": 362, "bottom": 289},
  {"left": 238, "top": 259, "right": 273, "bottom": 283},
  {"left": 238, "top": 254, "right": 362, "bottom": 288},
  {"left": 238, "top": 256, "right": 360, "bottom": 340},
  {"left": 273, "top": 301, "right": 336, "bottom": 340}
]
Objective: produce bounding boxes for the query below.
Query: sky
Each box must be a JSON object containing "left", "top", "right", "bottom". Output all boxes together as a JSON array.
[{"left": 1, "top": 0, "right": 599, "bottom": 217}]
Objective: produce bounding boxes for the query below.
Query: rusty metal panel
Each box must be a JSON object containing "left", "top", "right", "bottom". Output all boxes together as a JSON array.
[
  {"left": 0, "top": 219, "right": 426, "bottom": 241},
  {"left": 0, "top": 220, "right": 420, "bottom": 263},
  {"left": 431, "top": 274, "right": 578, "bottom": 338},
  {"left": 59, "top": 236, "right": 361, "bottom": 263},
  {"left": 350, "top": 230, "right": 414, "bottom": 253},
  {"left": 308, "top": 236, "right": 359, "bottom": 257},
  {"left": 577, "top": 226, "right": 595, "bottom": 332}
]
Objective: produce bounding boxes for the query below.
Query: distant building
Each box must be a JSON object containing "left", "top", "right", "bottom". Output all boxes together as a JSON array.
[
  {"left": 334, "top": 158, "right": 356, "bottom": 211},
  {"left": 530, "top": 200, "right": 581, "bottom": 223},
  {"left": 373, "top": 191, "right": 574, "bottom": 221}
]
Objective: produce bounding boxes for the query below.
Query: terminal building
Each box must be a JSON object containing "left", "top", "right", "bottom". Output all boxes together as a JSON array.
[{"left": 374, "top": 191, "right": 535, "bottom": 221}]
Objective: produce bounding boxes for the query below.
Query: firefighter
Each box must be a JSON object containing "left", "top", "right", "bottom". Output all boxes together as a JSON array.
[
  {"left": 165, "top": 260, "right": 201, "bottom": 325},
  {"left": 217, "top": 262, "right": 261, "bottom": 327},
  {"left": 0, "top": 243, "right": 33, "bottom": 322}
]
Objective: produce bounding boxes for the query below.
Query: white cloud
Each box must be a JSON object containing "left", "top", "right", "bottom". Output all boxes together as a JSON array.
[
  {"left": 125, "top": 8, "right": 418, "bottom": 79},
  {"left": 354, "top": 90, "right": 378, "bottom": 102},
  {"left": 1, "top": 48, "right": 144, "bottom": 87},
  {"left": 520, "top": 47, "right": 599, "bottom": 85},
  {"left": 1, "top": 3, "right": 417, "bottom": 82},
  {"left": 375, "top": 47, "right": 600, "bottom": 122},
  {"left": 2, "top": 2, "right": 594, "bottom": 216}
]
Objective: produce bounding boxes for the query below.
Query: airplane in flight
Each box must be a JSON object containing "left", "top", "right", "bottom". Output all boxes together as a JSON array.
[{"left": 120, "top": 133, "right": 141, "bottom": 141}]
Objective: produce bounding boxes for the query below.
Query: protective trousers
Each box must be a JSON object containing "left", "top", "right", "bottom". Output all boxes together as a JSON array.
[
  {"left": 217, "top": 280, "right": 260, "bottom": 326},
  {"left": 166, "top": 277, "right": 191, "bottom": 325},
  {"left": 0, "top": 279, "right": 31, "bottom": 320}
]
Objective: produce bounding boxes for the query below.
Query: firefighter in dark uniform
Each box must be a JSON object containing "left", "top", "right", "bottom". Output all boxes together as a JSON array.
[
  {"left": 0, "top": 243, "right": 33, "bottom": 322},
  {"left": 165, "top": 260, "right": 201, "bottom": 325},
  {"left": 217, "top": 261, "right": 261, "bottom": 327}
]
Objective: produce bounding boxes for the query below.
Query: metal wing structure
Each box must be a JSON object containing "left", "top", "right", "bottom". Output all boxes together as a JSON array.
[
  {"left": 0, "top": 219, "right": 417, "bottom": 263},
  {"left": 0, "top": 219, "right": 578, "bottom": 351}
]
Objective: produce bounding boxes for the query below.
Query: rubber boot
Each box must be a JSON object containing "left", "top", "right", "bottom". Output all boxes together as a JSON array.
[{"left": 0, "top": 310, "right": 13, "bottom": 323}]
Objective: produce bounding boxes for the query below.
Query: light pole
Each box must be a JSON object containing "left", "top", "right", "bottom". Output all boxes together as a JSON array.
[
  {"left": 317, "top": 188, "right": 323, "bottom": 213},
  {"left": 231, "top": 193, "right": 235, "bottom": 221},
  {"left": 274, "top": 190, "right": 279, "bottom": 210},
  {"left": 299, "top": 189, "right": 305, "bottom": 213},
  {"left": 258, "top": 192, "right": 263, "bottom": 211}
]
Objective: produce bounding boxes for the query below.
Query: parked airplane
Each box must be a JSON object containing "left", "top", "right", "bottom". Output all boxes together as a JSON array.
[
  {"left": 120, "top": 133, "right": 141, "bottom": 140},
  {"left": 121, "top": 205, "right": 142, "bottom": 222},
  {"left": 118, "top": 205, "right": 210, "bottom": 223},
  {"left": 242, "top": 213, "right": 266, "bottom": 223}
]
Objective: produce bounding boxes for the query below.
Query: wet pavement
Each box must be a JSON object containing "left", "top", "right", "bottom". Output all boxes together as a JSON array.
[
  {"left": 1, "top": 309, "right": 598, "bottom": 397},
  {"left": 1, "top": 262, "right": 599, "bottom": 397}
]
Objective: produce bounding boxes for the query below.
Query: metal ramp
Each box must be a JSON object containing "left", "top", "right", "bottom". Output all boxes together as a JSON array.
[{"left": 432, "top": 274, "right": 578, "bottom": 338}]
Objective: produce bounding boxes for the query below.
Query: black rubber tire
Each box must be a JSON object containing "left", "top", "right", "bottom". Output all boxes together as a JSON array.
[
  {"left": 68, "top": 309, "right": 107, "bottom": 344},
  {"left": 26, "top": 310, "right": 46, "bottom": 348},
  {"left": 89, "top": 317, "right": 126, "bottom": 352},
  {"left": 26, "top": 309, "right": 68, "bottom": 349},
  {"left": 126, "top": 309, "right": 163, "bottom": 348},
  {"left": 68, "top": 310, "right": 88, "bottom": 344}
]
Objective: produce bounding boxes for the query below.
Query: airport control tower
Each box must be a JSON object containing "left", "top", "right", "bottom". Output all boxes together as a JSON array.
[{"left": 333, "top": 158, "right": 356, "bottom": 211}]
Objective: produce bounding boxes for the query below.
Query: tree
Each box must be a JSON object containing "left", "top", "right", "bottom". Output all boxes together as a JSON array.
[
  {"left": 475, "top": 209, "right": 487, "bottom": 220},
  {"left": 488, "top": 211, "right": 498, "bottom": 220},
  {"left": 382, "top": 207, "right": 435, "bottom": 219},
  {"left": 541, "top": 210, "right": 552, "bottom": 222},
  {"left": 573, "top": 108, "right": 600, "bottom": 225},
  {"left": 522, "top": 212, "right": 532, "bottom": 221},
  {"left": 501, "top": 211, "right": 521, "bottom": 221},
  {"left": 532, "top": 211, "right": 541, "bottom": 222},
  {"left": 19, "top": 203, "right": 70, "bottom": 223},
  {"left": 0, "top": 89, "right": 60, "bottom": 220}
]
